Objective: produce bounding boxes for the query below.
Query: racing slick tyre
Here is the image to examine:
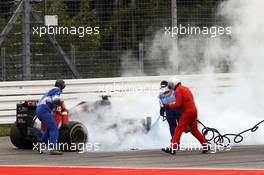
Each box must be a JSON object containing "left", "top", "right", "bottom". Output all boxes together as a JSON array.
[
  {"left": 10, "top": 123, "right": 33, "bottom": 149},
  {"left": 58, "top": 121, "right": 88, "bottom": 151}
]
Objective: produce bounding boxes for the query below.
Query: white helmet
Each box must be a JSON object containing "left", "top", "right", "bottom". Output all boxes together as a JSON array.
[{"left": 168, "top": 77, "right": 181, "bottom": 90}]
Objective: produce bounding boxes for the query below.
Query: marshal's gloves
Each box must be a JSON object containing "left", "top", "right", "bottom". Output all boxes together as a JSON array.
[
  {"left": 160, "top": 107, "right": 167, "bottom": 121},
  {"left": 160, "top": 107, "right": 165, "bottom": 116}
]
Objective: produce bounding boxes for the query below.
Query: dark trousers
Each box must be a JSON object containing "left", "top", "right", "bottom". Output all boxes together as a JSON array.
[{"left": 165, "top": 108, "right": 182, "bottom": 137}]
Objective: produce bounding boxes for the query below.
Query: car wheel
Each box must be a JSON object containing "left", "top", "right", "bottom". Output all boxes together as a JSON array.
[
  {"left": 58, "top": 121, "right": 88, "bottom": 151},
  {"left": 10, "top": 123, "right": 33, "bottom": 149}
]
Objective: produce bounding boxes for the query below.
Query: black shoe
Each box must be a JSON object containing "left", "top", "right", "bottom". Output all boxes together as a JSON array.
[
  {"left": 202, "top": 144, "right": 210, "bottom": 154},
  {"left": 161, "top": 147, "right": 176, "bottom": 155}
]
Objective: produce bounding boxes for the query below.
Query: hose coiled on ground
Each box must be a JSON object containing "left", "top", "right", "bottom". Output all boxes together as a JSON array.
[{"left": 197, "top": 120, "right": 264, "bottom": 146}]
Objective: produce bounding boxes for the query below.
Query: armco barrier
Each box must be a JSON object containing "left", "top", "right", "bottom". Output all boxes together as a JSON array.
[{"left": 0, "top": 73, "right": 235, "bottom": 124}]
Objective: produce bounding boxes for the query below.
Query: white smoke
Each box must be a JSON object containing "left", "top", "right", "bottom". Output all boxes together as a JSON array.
[
  {"left": 197, "top": 0, "right": 264, "bottom": 145},
  {"left": 163, "top": 0, "right": 264, "bottom": 146},
  {"left": 70, "top": 0, "right": 264, "bottom": 151},
  {"left": 69, "top": 93, "right": 170, "bottom": 151},
  {"left": 197, "top": 0, "right": 264, "bottom": 146}
]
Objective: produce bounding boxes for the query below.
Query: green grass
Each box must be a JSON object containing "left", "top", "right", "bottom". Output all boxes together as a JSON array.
[{"left": 0, "top": 125, "right": 10, "bottom": 137}]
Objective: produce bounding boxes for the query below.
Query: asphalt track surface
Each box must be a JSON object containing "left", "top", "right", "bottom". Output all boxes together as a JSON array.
[{"left": 0, "top": 137, "right": 264, "bottom": 169}]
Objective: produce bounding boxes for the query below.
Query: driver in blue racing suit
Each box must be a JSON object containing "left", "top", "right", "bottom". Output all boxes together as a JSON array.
[
  {"left": 159, "top": 80, "right": 182, "bottom": 139},
  {"left": 36, "top": 79, "right": 65, "bottom": 155}
]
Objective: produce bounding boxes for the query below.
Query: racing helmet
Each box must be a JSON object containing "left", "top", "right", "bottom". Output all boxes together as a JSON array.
[
  {"left": 168, "top": 77, "right": 181, "bottom": 90},
  {"left": 160, "top": 80, "right": 168, "bottom": 88},
  {"left": 55, "top": 79, "right": 66, "bottom": 90}
]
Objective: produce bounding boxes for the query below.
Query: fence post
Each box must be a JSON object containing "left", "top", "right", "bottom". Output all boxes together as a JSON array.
[
  {"left": 139, "top": 42, "right": 144, "bottom": 73},
  {"left": 171, "top": 0, "right": 177, "bottom": 35},
  {"left": 22, "top": 0, "right": 31, "bottom": 80},
  {"left": 1, "top": 47, "right": 6, "bottom": 81}
]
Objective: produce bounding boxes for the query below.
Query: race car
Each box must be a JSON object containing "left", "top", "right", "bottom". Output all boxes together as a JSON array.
[
  {"left": 10, "top": 100, "right": 87, "bottom": 151},
  {"left": 69, "top": 96, "right": 152, "bottom": 141},
  {"left": 10, "top": 96, "right": 152, "bottom": 151}
]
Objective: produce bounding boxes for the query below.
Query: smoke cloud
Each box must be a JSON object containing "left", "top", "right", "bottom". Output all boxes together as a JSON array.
[{"left": 70, "top": 0, "right": 264, "bottom": 151}]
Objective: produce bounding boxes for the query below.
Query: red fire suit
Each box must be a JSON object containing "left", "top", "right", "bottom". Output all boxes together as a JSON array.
[
  {"left": 164, "top": 83, "right": 207, "bottom": 149},
  {"left": 41, "top": 101, "right": 69, "bottom": 132}
]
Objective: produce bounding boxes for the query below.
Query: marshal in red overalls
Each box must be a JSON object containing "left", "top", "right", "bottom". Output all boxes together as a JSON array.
[{"left": 164, "top": 83, "right": 207, "bottom": 150}]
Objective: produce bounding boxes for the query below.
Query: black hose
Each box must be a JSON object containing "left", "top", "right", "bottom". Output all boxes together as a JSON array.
[{"left": 197, "top": 119, "right": 264, "bottom": 146}]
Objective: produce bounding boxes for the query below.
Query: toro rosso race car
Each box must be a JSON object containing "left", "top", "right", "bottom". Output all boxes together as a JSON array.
[{"left": 10, "top": 96, "right": 151, "bottom": 151}]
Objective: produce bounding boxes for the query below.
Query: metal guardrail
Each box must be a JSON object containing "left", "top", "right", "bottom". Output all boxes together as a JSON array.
[{"left": 0, "top": 73, "right": 235, "bottom": 124}]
